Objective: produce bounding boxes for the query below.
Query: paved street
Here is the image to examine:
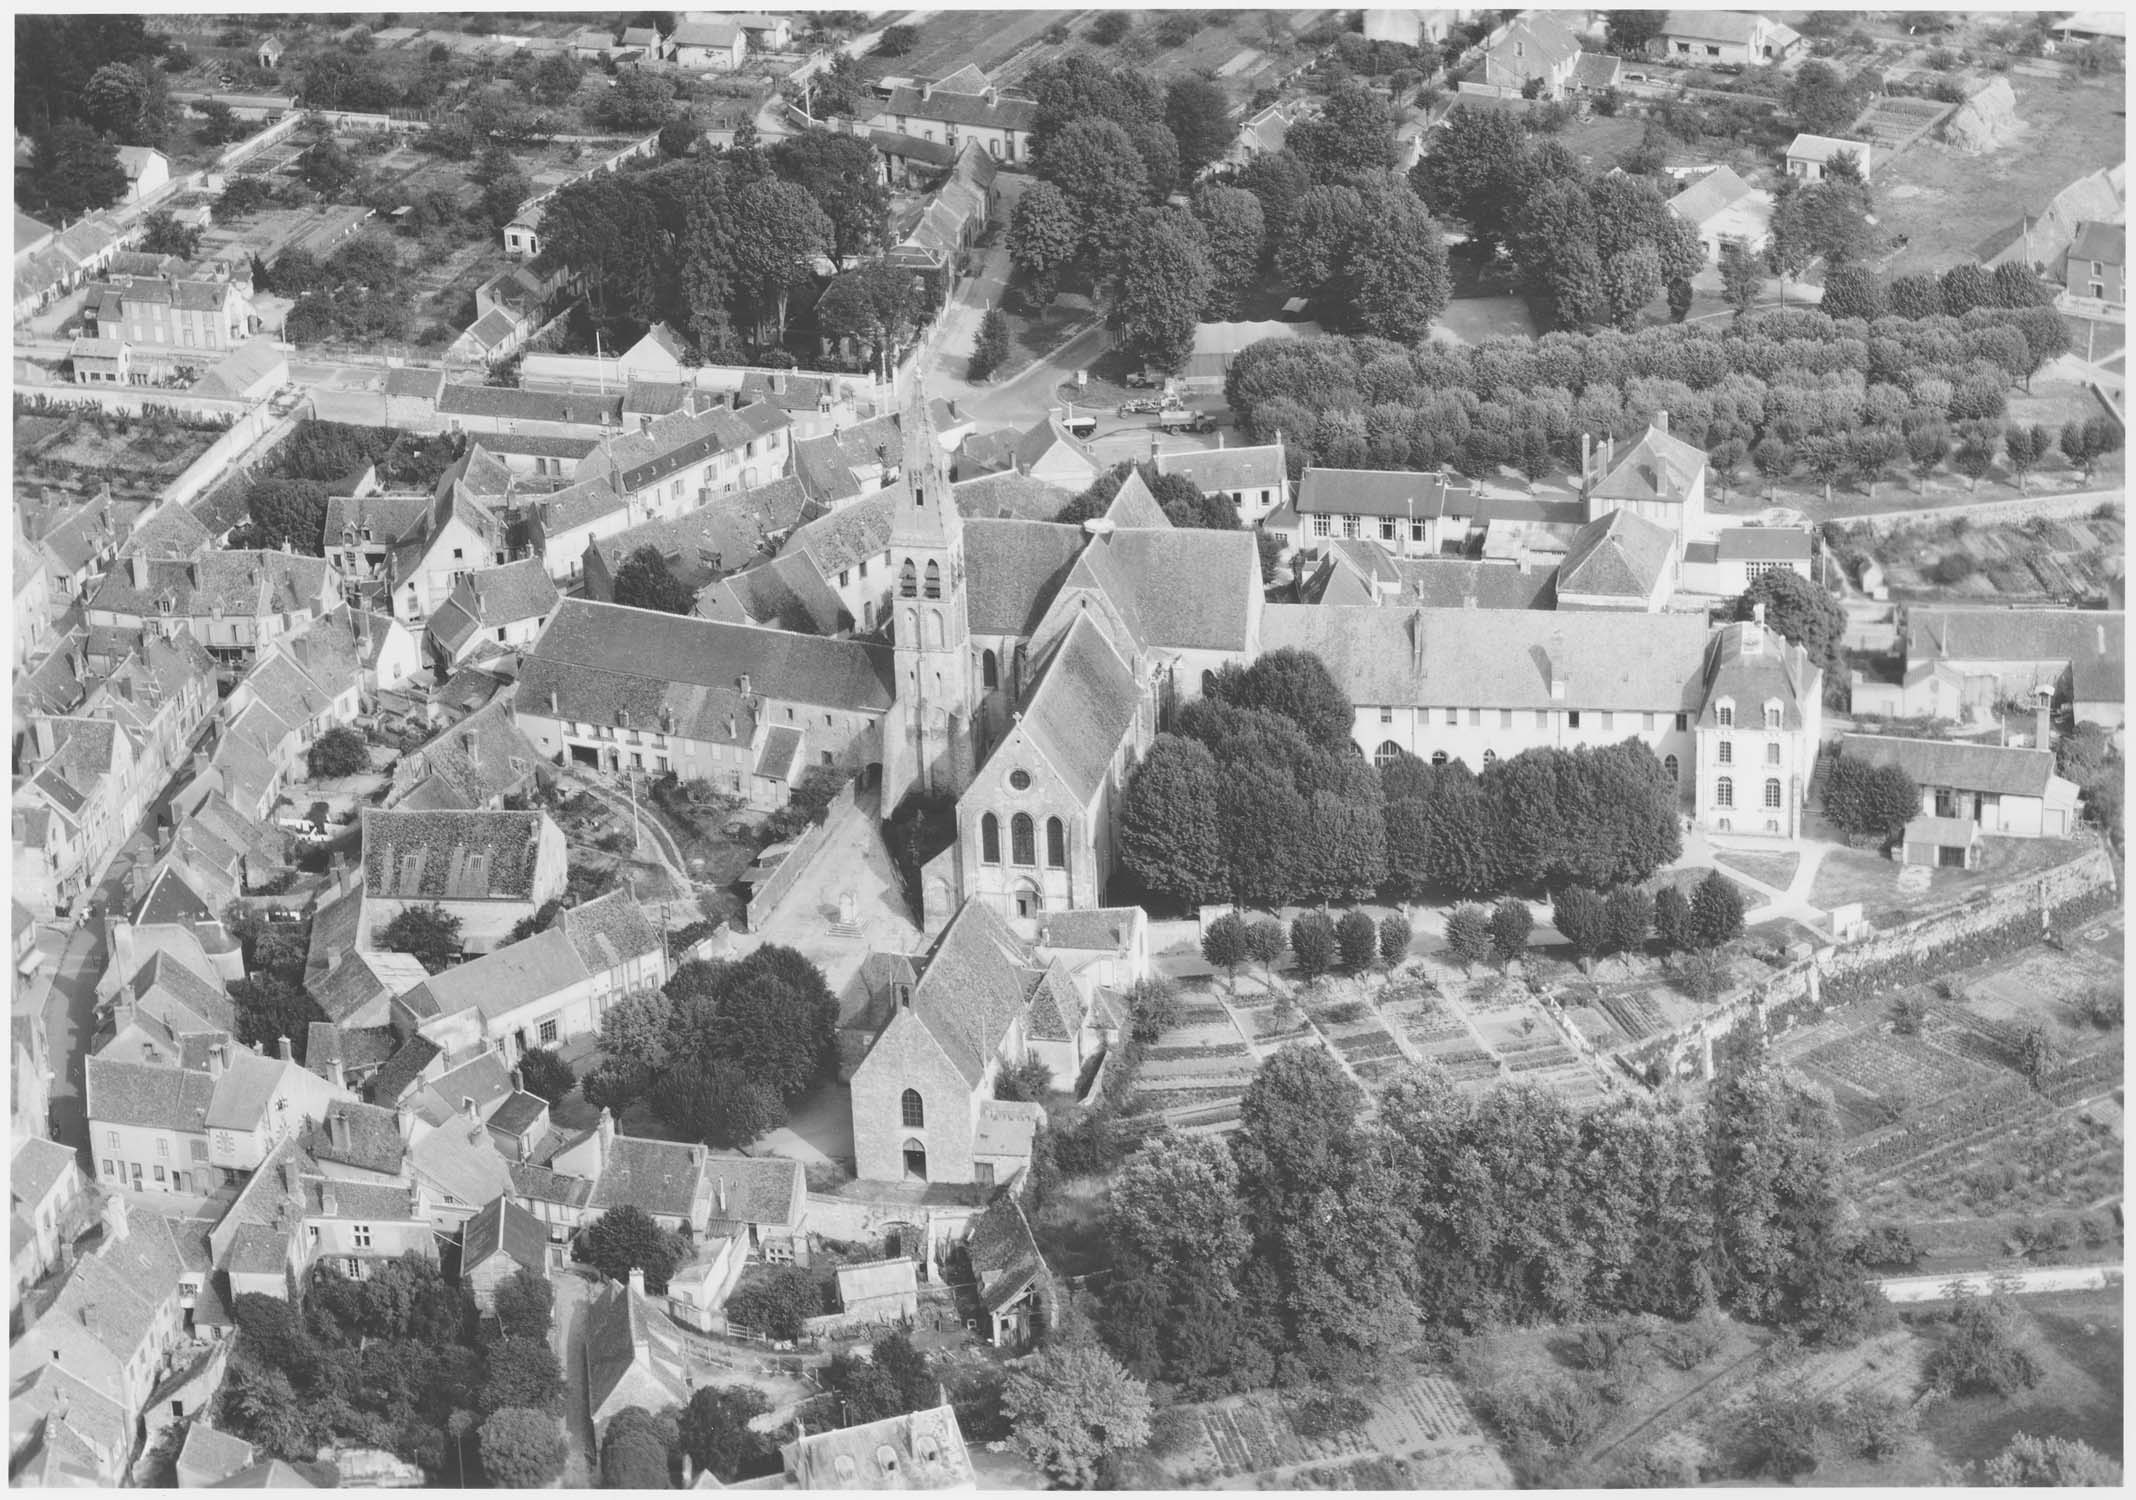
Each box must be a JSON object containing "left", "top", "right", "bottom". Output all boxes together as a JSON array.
[{"left": 552, "top": 1267, "right": 598, "bottom": 1486}]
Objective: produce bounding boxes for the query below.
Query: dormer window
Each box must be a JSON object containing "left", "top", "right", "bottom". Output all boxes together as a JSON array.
[
  {"left": 1715, "top": 700, "right": 1734, "bottom": 728},
  {"left": 1764, "top": 701, "right": 1782, "bottom": 730}
]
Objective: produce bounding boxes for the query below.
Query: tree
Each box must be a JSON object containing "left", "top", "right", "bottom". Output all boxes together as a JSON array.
[
  {"left": 22, "top": 121, "right": 129, "bottom": 221},
  {"left": 306, "top": 724, "right": 369, "bottom": 780},
  {"left": 532, "top": 50, "right": 584, "bottom": 105},
  {"left": 2005, "top": 423, "right": 2051, "bottom": 489},
  {"left": 474, "top": 143, "right": 532, "bottom": 231},
  {"left": 1190, "top": 183, "right": 1265, "bottom": 320},
  {"left": 1733, "top": 569, "right": 1846, "bottom": 687},
  {"left": 1653, "top": 884, "right": 1695, "bottom": 954},
  {"left": 1718, "top": 239, "right": 1761, "bottom": 316},
  {"left": 875, "top": 24, "right": 918, "bottom": 57},
  {"left": 139, "top": 210, "right": 203, "bottom": 260},
  {"left": 724, "top": 1266, "right": 820, "bottom": 1340},
  {"left": 1412, "top": 105, "right": 1531, "bottom": 257},
  {"left": 966, "top": 307, "right": 1010, "bottom": 382},
  {"left": 480, "top": 1337, "right": 564, "bottom": 1415},
  {"left": 1907, "top": 420, "right": 1951, "bottom": 489},
  {"left": 1124, "top": 976, "right": 1181, "bottom": 1045},
  {"left": 653, "top": 1054, "right": 788, "bottom": 1148},
  {"left": 82, "top": 61, "right": 152, "bottom": 140},
  {"left": 730, "top": 177, "right": 832, "bottom": 344},
  {"left": 1288, "top": 81, "right": 1397, "bottom": 182},
  {"left": 595, "top": 989, "right": 675, "bottom": 1072},
  {"left": 664, "top": 946, "right": 837, "bottom": 1099},
  {"left": 1041, "top": 118, "right": 1152, "bottom": 274},
  {"left": 1924, "top": 1290, "right": 2043, "bottom": 1397},
  {"left": 297, "top": 137, "right": 360, "bottom": 199},
  {"left": 1604, "top": 10, "right": 1667, "bottom": 53},
  {"left": 1787, "top": 61, "right": 1865, "bottom": 136},
  {"left": 1351, "top": 183, "right": 1451, "bottom": 343},
  {"left": 378, "top": 904, "right": 462, "bottom": 975},
  {"left": 601, "top": 1407, "right": 677, "bottom": 1488},
  {"left": 1489, "top": 898, "right": 1533, "bottom": 968},
  {"left": 1166, "top": 76, "right": 1235, "bottom": 180},
  {"left": 478, "top": 1407, "right": 564, "bottom": 1489},
  {"left": 513, "top": 1047, "right": 575, "bottom": 1106},
  {"left": 1208, "top": 649, "right": 1356, "bottom": 750},
  {"left": 1121, "top": 735, "right": 1225, "bottom": 907},
  {"left": 1336, "top": 909, "right": 1379, "bottom": 972},
  {"left": 1244, "top": 920, "right": 1287, "bottom": 988},
  {"left": 1003, "top": 1344, "right": 1154, "bottom": 1489},
  {"left": 1823, "top": 755, "right": 1919, "bottom": 845},
  {"left": 1109, "top": 208, "right": 1213, "bottom": 370},
  {"left": 770, "top": 129, "right": 891, "bottom": 270},
  {"left": 1378, "top": 912, "right": 1413, "bottom": 967},
  {"left": 1690, "top": 870, "right": 1746, "bottom": 950},
  {"left": 1108, "top": 1133, "right": 1250, "bottom": 1290},
  {"left": 492, "top": 1265, "right": 555, "bottom": 1342},
  {"left": 826, "top": 1332, "right": 938, "bottom": 1426},
  {"left": 1289, "top": 910, "right": 1337, "bottom": 979},
  {"left": 1604, "top": 884, "right": 1653, "bottom": 957},
  {"left": 229, "top": 976, "right": 324, "bottom": 1064},
  {"left": 581, "top": 1205, "right": 686, "bottom": 1295},
  {"left": 1008, "top": 179, "right": 1079, "bottom": 309},
  {"left": 1201, "top": 911, "right": 1250, "bottom": 991},
  {"left": 2015, "top": 1022, "right": 2056, "bottom": 1093},
  {"left": 217, "top": 1358, "right": 318, "bottom": 1461},
  {"left": 1553, "top": 886, "right": 1612, "bottom": 969},
  {"left": 1978, "top": 1433, "right": 2122, "bottom": 1487},
  {"left": 1819, "top": 263, "right": 1883, "bottom": 321},
  {"left": 1752, "top": 436, "right": 1795, "bottom": 498},
  {"left": 1443, "top": 904, "right": 1493, "bottom": 975}
]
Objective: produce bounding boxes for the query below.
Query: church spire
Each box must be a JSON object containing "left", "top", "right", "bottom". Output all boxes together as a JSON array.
[{"left": 891, "top": 386, "right": 959, "bottom": 550}]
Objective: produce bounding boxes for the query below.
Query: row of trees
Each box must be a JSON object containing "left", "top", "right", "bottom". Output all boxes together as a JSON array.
[
  {"left": 1096, "top": 1041, "right": 1880, "bottom": 1399},
  {"left": 217, "top": 1256, "right": 561, "bottom": 1483},
  {"left": 1117, "top": 649, "right": 1684, "bottom": 911},
  {"left": 1222, "top": 301, "right": 2071, "bottom": 490},
  {"left": 578, "top": 945, "right": 839, "bottom": 1150},
  {"left": 1542, "top": 870, "right": 1747, "bottom": 972}
]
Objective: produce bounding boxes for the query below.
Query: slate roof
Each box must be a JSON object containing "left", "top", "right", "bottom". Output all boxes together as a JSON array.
[
  {"left": 1660, "top": 9, "right": 1779, "bottom": 44},
  {"left": 1011, "top": 414, "right": 1098, "bottom": 475},
  {"left": 966, "top": 1191, "right": 1046, "bottom": 1314},
  {"left": 589, "top": 1134, "right": 705, "bottom": 1220},
  {"left": 1262, "top": 604, "right": 1713, "bottom": 712},
  {"left": 85, "top": 1055, "right": 215, "bottom": 1132},
  {"left": 1034, "top": 907, "right": 1139, "bottom": 952},
  {"left": 299, "top": 1100, "right": 406, "bottom": 1175},
  {"left": 462, "top": 1193, "right": 548, "bottom": 1275},
  {"left": 1018, "top": 614, "right": 1140, "bottom": 802},
  {"left": 134, "top": 862, "right": 217, "bottom": 927},
  {"left": 1099, "top": 470, "right": 1170, "bottom": 531},
  {"left": 366, "top": 1034, "right": 443, "bottom": 1107},
  {"left": 129, "top": 950, "right": 237, "bottom": 1034},
  {"left": 2070, "top": 220, "right": 2125, "bottom": 264},
  {"left": 361, "top": 807, "right": 552, "bottom": 901},
  {"left": 1667, "top": 166, "right": 1760, "bottom": 229},
  {"left": 383, "top": 365, "right": 443, "bottom": 400},
  {"left": 1393, "top": 558, "right": 1557, "bottom": 610},
  {"left": 1786, "top": 133, "right": 1871, "bottom": 165},
  {"left": 1064, "top": 528, "right": 1261, "bottom": 651},
  {"left": 704, "top": 1154, "right": 805, "bottom": 1228},
  {"left": 780, "top": 491, "right": 892, "bottom": 576},
  {"left": 509, "top": 1158, "right": 594, "bottom": 1208},
  {"left": 420, "top": 1051, "right": 515, "bottom": 1122},
  {"left": 939, "top": 472, "right": 1062, "bottom": 523},
  {"left": 1698, "top": 621, "right": 1821, "bottom": 731},
  {"left": 488, "top": 1090, "right": 547, "bottom": 1138},
  {"left": 1156, "top": 442, "right": 1287, "bottom": 497},
  {"left": 521, "top": 600, "right": 895, "bottom": 740},
  {"left": 1839, "top": 733, "right": 2060, "bottom": 799},
  {"left": 584, "top": 1276, "right": 690, "bottom": 1419},
  {"left": 869, "top": 129, "right": 960, "bottom": 168},
  {"left": 1298, "top": 466, "right": 1477, "bottom": 520},
  {"left": 303, "top": 1023, "right": 399, "bottom": 1076},
  {"left": 707, "top": 553, "right": 850, "bottom": 635},
  {"left": 601, "top": 402, "right": 790, "bottom": 494},
  {"left": 961, "top": 519, "right": 1088, "bottom": 636},
  {"left": 882, "top": 81, "right": 1037, "bottom": 132},
  {"left": 1908, "top": 608, "right": 2125, "bottom": 679},
  {"left": 899, "top": 901, "right": 1038, "bottom": 1088},
  {"left": 783, "top": 1404, "right": 973, "bottom": 1490},
  {"left": 177, "top": 1423, "right": 257, "bottom": 1488},
  {"left": 1590, "top": 422, "right": 1707, "bottom": 505},
  {"left": 1558, "top": 507, "right": 1676, "bottom": 600},
  {"left": 436, "top": 383, "right": 623, "bottom": 427},
  {"left": 87, "top": 549, "right": 336, "bottom": 622},
  {"left": 428, "top": 558, "right": 561, "bottom": 654}
]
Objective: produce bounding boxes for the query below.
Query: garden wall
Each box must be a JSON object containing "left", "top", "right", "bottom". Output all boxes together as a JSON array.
[
  {"left": 738, "top": 781, "right": 859, "bottom": 932},
  {"left": 217, "top": 112, "right": 305, "bottom": 171},
  {"left": 1850, "top": 485, "right": 2122, "bottom": 533},
  {"left": 167, "top": 397, "right": 310, "bottom": 509},
  {"left": 802, "top": 1192, "right": 984, "bottom": 1257},
  {"left": 1623, "top": 843, "right": 2118, "bottom": 1081}
]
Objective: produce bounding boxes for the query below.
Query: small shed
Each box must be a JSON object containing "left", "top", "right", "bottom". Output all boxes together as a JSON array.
[
  {"left": 835, "top": 1256, "right": 920, "bottom": 1326},
  {"left": 257, "top": 36, "right": 284, "bottom": 70},
  {"left": 461, "top": 1193, "right": 549, "bottom": 1308},
  {"left": 1901, "top": 814, "right": 1983, "bottom": 870}
]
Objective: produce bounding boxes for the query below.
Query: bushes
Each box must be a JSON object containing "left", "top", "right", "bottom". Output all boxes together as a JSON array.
[
  {"left": 1923, "top": 1290, "right": 2043, "bottom": 1397},
  {"left": 1336, "top": 909, "right": 1379, "bottom": 971},
  {"left": 967, "top": 307, "right": 1011, "bottom": 381},
  {"left": 725, "top": 1267, "right": 826, "bottom": 1341}
]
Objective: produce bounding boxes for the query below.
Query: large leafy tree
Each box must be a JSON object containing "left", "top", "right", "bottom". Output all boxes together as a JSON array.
[
  {"left": 824, "top": 1333, "right": 937, "bottom": 1425},
  {"left": 730, "top": 177, "right": 832, "bottom": 344},
  {"left": 769, "top": 128, "right": 891, "bottom": 269},
  {"left": 1786, "top": 60, "right": 1867, "bottom": 136},
  {"left": 1003, "top": 1344, "right": 1154, "bottom": 1489},
  {"left": 378, "top": 903, "right": 462, "bottom": 975},
  {"left": 21, "top": 121, "right": 129, "bottom": 222},
  {"left": 1604, "top": 10, "right": 1667, "bottom": 53},
  {"left": 679, "top": 1385, "right": 776, "bottom": 1482},
  {"left": 1206, "top": 649, "right": 1355, "bottom": 751},
  {"left": 230, "top": 977, "right": 326, "bottom": 1063},
  {"left": 1287, "top": 81, "right": 1397, "bottom": 182},
  {"left": 1038, "top": 117, "right": 1151, "bottom": 274},
  {"left": 600, "top": 1407, "right": 678, "bottom": 1489},
  {"left": 82, "top": 62, "right": 152, "bottom": 142},
  {"left": 1351, "top": 182, "right": 1451, "bottom": 343},
  {"left": 662, "top": 945, "right": 837, "bottom": 1099},
  {"left": 1107, "top": 1131, "right": 1251, "bottom": 1294},
  {"left": 1007, "top": 178, "right": 1080, "bottom": 309},
  {"left": 1118, "top": 734, "right": 1224, "bottom": 907},
  {"left": 611, "top": 545, "right": 698, "bottom": 614},
  {"left": 581, "top": 1205, "right": 688, "bottom": 1295},
  {"left": 478, "top": 1408, "right": 564, "bottom": 1489},
  {"left": 651, "top": 1053, "right": 788, "bottom": 1148},
  {"left": 1411, "top": 105, "right": 1533, "bottom": 258},
  {"left": 1189, "top": 183, "right": 1265, "bottom": 319},
  {"left": 1165, "top": 76, "right": 1235, "bottom": 181},
  {"left": 1733, "top": 568, "right": 1846, "bottom": 691},
  {"left": 1107, "top": 208, "right": 1213, "bottom": 370},
  {"left": 492, "top": 1266, "right": 555, "bottom": 1341},
  {"left": 479, "top": 1338, "right": 564, "bottom": 1416}
]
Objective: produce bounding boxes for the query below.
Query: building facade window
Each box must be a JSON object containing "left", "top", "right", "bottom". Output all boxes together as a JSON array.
[
  {"left": 899, "top": 559, "right": 917, "bottom": 597},
  {"left": 1716, "top": 777, "right": 1734, "bottom": 808},
  {"left": 1716, "top": 702, "right": 1734, "bottom": 727},
  {"left": 980, "top": 813, "right": 1000, "bottom": 863},
  {"left": 901, "top": 1089, "right": 925, "bottom": 1128},
  {"left": 1766, "top": 741, "right": 1782, "bottom": 765},
  {"left": 1718, "top": 740, "right": 1733, "bottom": 765},
  {"left": 1764, "top": 778, "right": 1783, "bottom": 809},
  {"left": 923, "top": 560, "right": 941, "bottom": 600},
  {"left": 1010, "top": 813, "right": 1035, "bottom": 865},
  {"left": 353, "top": 1225, "right": 372, "bottom": 1249},
  {"left": 1045, "top": 817, "right": 1065, "bottom": 868},
  {"left": 1764, "top": 703, "right": 1782, "bottom": 729},
  {"left": 1374, "top": 739, "right": 1401, "bottom": 768}
]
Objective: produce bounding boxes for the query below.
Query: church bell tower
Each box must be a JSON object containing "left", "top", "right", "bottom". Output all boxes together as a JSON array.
[{"left": 881, "top": 391, "right": 975, "bottom": 808}]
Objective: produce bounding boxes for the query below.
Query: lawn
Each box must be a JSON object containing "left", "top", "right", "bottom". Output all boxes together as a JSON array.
[
  {"left": 1876, "top": 67, "right": 2126, "bottom": 281},
  {"left": 1550, "top": 111, "right": 1648, "bottom": 173},
  {"left": 1712, "top": 848, "right": 1802, "bottom": 893},
  {"left": 1806, "top": 837, "right": 2089, "bottom": 925}
]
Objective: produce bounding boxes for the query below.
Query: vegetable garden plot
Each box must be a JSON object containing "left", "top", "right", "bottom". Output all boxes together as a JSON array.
[
  {"left": 1800, "top": 1031, "right": 1993, "bottom": 1101},
  {"left": 1594, "top": 988, "right": 1667, "bottom": 1042}
]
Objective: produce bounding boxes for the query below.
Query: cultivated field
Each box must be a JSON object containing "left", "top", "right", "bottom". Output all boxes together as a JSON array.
[
  {"left": 1875, "top": 68, "right": 2126, "bottom": 280},
  {"left": 1847, "top": 510, "right": 2125, "bottom": 605},
  {"left": 1154, "top": 1375, "right": 1512, "bottom": 1488},
  {"left": 864, "top": 10, "right": 1092, "bottom": 89}
]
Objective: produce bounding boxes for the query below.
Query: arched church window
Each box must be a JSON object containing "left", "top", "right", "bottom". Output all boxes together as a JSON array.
[
  {"left": 981, "top": 813, "right": 1000, "bottom": 863},
  {"left": 1373, "top": 740, "right": 1401, "bottom": 768},
  {"left": 982, "top": 649, "right": 998, "bottom": 689},
  {"left": 924, "top": 610, "right": 943, "bottom": 648},
  {"left": 899, "top": 559, "right": 917, "bottom": 598},
  {"left": 901, "top": 1089, "right": 925, "bottom": 1128},
  {"left": 923, "top": 560, "right": 941, "bottom": 600},
  {"left": 1046, "top": 817, "right": 1065, "bottom": 868},
  {"left": 1011, "top": 813, "right": 1035, "bottom": 866}
]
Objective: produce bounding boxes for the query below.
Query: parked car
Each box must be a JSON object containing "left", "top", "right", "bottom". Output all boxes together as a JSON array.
[
  {"left": 1123, "top": 370, "right": 1157, "bottom": 388},
  {"left": 1117, "top": 398, "right": 1161, "bottom": 416},
  {"left": 1065, "top": 415, "right": 1101, "bottom": 438}
]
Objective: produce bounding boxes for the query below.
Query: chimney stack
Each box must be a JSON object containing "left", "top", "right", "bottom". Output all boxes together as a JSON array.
[
  {"left": 627, "top": 1265, "right": 645, "bottom": 1296},
  {"left": 1655, "top": 410, "right": 1669, "bottom": 436},
  {"left": 462, "top": 1096, "right": 478, "bottom": 1124},
  {"left": 1548, "top": 631, "right": 1567, "bottom": 700},
  {"left": 2034, "top": 686, "right": 2053, "bottom": 750},
  {"left": 100, "top": 1193, "right": 129, "bottom": 1243},
  {"left": 596, "top": 1105, "right": 616, "bottom": 1164},
  {"left": 715, "top": 1175, "right": 727, "bottom": 1215},
  {"left": 280, "top": 1159, "right": 299, "bottom": 1195},
  {"left": 208, "top": 1042, "right": 227, "bottom": 1079},
  {"left": 277, "top": 1034, "right": 293, "bottom": 1062},
  {"left": 511, "top": 1067, "right": 525, "bottom": 1094},
  {"left": 330, "top": 1109, "right": 352, "bottom": 1154},
  {"left": 320, "top": 1183, "right": 337, "bottom": 1216},
  {"left": 128, "top": 551, "right": 150, "bottom": 590}
]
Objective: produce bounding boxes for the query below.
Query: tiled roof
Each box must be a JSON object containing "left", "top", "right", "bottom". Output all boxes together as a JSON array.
[
  {"left": 602, "top": 402, "right": 790, "bottom": 494},
  {"left": 783, "top": 1404, "right": 973, "bottom": 1491},
  {"left": 1839, "top": 733, "right": 2059, "bottom": 799},
  {"left": 429, "top": 558, "right": 560, "bottom": 654},
  {"left": 1660, "top": 9, "right": 1775, "bottom": 44},
  {"left": 1022, "top": 964, "right": 1082, "bottom": 1043},
  {"left": 1667, "top": 165, "right": 1762, "bottom": 227},
  {"left": 952, "top": 471, "right": 1075, "bottom": 522},
  {"left": 1262, "top": 603, "right": 1713, "bottom": 712},
  {"left": 1034, "top": 908, "right": 1139, "bottom": 953},
  {"left": 488, "top": 1090, "right": 547, "bottom": 1138},
  {"left": 1716, "top": 527, "right": 1812, "bottom": 561},
  {"left": 510, "top": 1158, "right": 594, "bottom": 1208},
  {"left": 584, "top": 1276, "right": 690, "bottom": 1418},
  {"left": 590, "top": 1134, "right": 705, "bottom": 1220},
  {"left": 1299, "top": 466, "right": 1476, "bottom": 521},
  {"left": 85, "top": 1055, "right": 214, "bottom": 1132},
  {"left": 898, "top": 901, "right": 1036, "bottom": 1088},
  {"left": 704, "top": 1154, "right": 804, "bottom": 1228},
  {"left": 966, "top": 1191, "right": 1046, "bottom": 1314},
  {"left": 561, "top": 889, "right": 662, "bottom": 973},
  {"left": 1011, "top": 414, "right": 1097, "bottom": 475},
  {"left": 299, "top": 1100, "right": 407, "bottom": 1174},
  {"left": 2070, "top": 220, "right": 2125, "bottom": 264},
  {"left": 1908, "top": 608, "right": 2124, "bottom": 674},
  {"left": 437, "top": 383, "right": 623, "bottom": 427},
  {"left": 1065, "top": 528, "right": 1261, "bottom": 651},
  {"left": 399, "top": 928, "right": 585, "bottom": 1023},
  {"left": 1786, "top": 133, "right": 1872, "bottom": 164},
  {"left": 383, "top": 365, "right": 443, "bottom": 400},
  {"left": 361, "top": 807, "right": 552, "bottom": 901},
  {"left": 781, "top": 491, "right": 891, "bottom": 577},
  {"left": 177, "top": 1423, "right": 257, "bottom": 1487},
  {"left": 303, "top": 1023, "right": 399, "bottom": 1075},
  {"left": 1699, "top": 621, "right": 1821, "bottom": 731},
  {"left": 87, "top": 549, "right": 336, "bottom": 622},
  {"left": 1393, "top": 558, "right": 1557, "bottom": 610},
  {"left": 462, "top": 1192, "right": 548, "bottom": 1274},
  {"left": 11, "top": 1137, "right": 79, "bottom": 1207},
  {"left": 1156, "top": 442, "right": 1286, "bottom": 497},
  {"left": 366, "top": 1034, "right": 444, "bottom": 1107},
  {"left": 834, "top": 1255, "right": 917, "bottom": 1307},
  {"left": 594, "top": 476, "right": 812, "bottom": 588},
  {"left": 957, "top": 520, "right": 1086, "bottom": 636},
  {"left": 130, "top": 950, "right": 237, "bottom": 1034},
  {"left": 708, "top": 552, "right": 849, "bottom": 635},
  {"left": 880, "top": 83, "right": 1037, "bottom": 132},
  {"left": 1558, "top": 507, "right": 1676, "bottom": 599},
  {"left": 324, "top": 492, "right": 429, "bottom": 551},
  {"left": 868, "top": 129, "right": 959, "bottom": 168},
  {"left": 1018, "top": 615, "right": 1140, "bottom": 802}
]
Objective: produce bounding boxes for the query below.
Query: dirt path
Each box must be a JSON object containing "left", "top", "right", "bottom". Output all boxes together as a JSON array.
[{"left": 1876, "top": 1263, "right": 2123, "bottom": 1302}]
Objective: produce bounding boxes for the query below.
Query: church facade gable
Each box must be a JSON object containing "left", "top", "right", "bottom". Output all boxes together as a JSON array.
[
  {"left": 955, "top": 720, "right": 1104, "bottom": 930},
  {"left": 850, "top": 1006, "right": 983, "bottom": 1185}
]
